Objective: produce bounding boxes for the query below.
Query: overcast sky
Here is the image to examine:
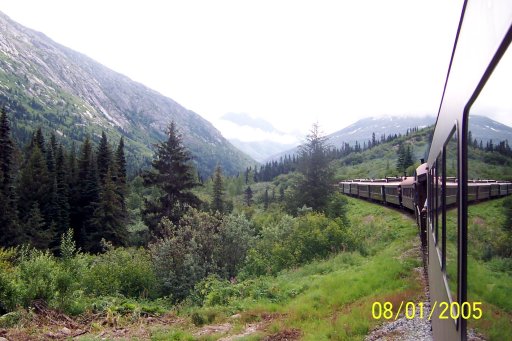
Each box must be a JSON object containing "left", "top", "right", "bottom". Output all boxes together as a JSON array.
[{"left": 1, "top": 0, "right": 510, "bottom": 143}]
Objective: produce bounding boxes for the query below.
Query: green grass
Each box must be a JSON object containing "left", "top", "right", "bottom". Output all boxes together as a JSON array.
[
  {"left": 178, "top": 197, "right": 424, "bottom": 340},
  {"left": 446, "top": 198, "right": 512, "bottom": 340}
]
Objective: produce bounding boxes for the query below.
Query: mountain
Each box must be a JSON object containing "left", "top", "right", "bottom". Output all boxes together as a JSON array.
[
  {"left": 267, "top": 116, "right": 436, "bottom": 161},
  {"left": 267, "top": 115, "right": 512, "bottom": 161},
  {"left": 468, "top": 115, "right": 512, "bottom": 145},
  {"left": 0, "top": 12, "right": 253, "bottom": 176},
  {"left": 229, "top": 139, "right": 297, "bottom": 163},
  {"left": 214, "top": 112, "right": 299, "bottom": 162}
]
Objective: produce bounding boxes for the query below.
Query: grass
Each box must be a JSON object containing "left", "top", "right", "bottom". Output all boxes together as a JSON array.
[
  {"left": 445, "top": 198, "right": 512, "bottom": 340},
  {"left": 176, "top": 197, "right": 424, "bottom": 340}
]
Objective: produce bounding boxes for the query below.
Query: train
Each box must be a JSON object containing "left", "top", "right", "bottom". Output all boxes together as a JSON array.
[
  {"left": 339, "top": 171, "right": 512, "bottom": 213},
  {"left": 338, "top": 167, "right": 512, "bottom": 246}
]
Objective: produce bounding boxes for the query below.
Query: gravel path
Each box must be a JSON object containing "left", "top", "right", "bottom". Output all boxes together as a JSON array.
[{"left": 365, "top": 251, "right": 434, "bottom": 341}]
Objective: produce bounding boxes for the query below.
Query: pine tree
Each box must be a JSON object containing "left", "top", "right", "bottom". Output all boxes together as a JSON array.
[
  {"left": 404, "top": 145, "right": 414, "bottom": 172},
  {"left": 71, "top": 136, "right": 100, "bottom": 249},
  {"left": 396, "top": 143, "right": 405, "bottom": 174},
  {"left": 24, "top": 202, "right": 54, "bottom": 249},
  {"left": 295, "top": 123, "right": 334, "bottom": 211},
  {"left": 244, "top": 186, "right": 253, "bottom": 206},
  {"left": 142, "top": 121, "right": 201, "bottom": 237},
  {"left": 89, "top": 167, "right": 128, "bottom": 251},
  {"left": 97, "top": 131, "right": 112, "bottom": 184},
  {"left": 17, "top": 145, "right": 50, "bottom": 226},
  {"left": 0, "top": 108, "right": 19, "bottom": 247},
  {"left": 52, "top": 145, "right": 70, "bottom": 246},
  {"left": 263, "top": 188, "right": 269, "bottom": 210},
  {"left": 211, "top": 165, "right": 224, "bottom": 213}
]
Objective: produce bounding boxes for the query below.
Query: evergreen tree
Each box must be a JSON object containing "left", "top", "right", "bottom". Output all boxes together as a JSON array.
[
  {"left": 97, "top": 131, "right": 112, "bottom": 184},
  {"left": 263, "top": 188, "right": 269, "bottom": 210},
  {"left": 0, "top": 108, "right": 19, "bottom": 247},
  {"left": 244, "top": 186, "right": 253, "bottom": 206},
  {"left": 71, "top": 136, "right": 100, "bottom": 249},
  {"left": 396, "top": 143, "right": 406, "bottom": 174},
  {"left": 142, "top": 121, "right": 201, "bottom": 237},
  {"left": 24, "top": 203, "right": 54, "bottom": 249},
  {"left": 295, "top": 123, "right": 334, "bottom": 211},
  {"left": 211, "top": 165, "right": 225, "bottom": 213},
  {"left": 89, "top": 167, "right": 128, "bottom": 251},
  {"left": 17, "top": 146, "right": 50, "bottom": 226},
  {"left": 52, "top": 145, "right": 70, "bottom": 246},
  {"left": 404, "top": 145, "right": 414, "bottom": 171}
]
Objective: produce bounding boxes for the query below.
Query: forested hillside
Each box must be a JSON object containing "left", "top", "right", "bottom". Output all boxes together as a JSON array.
[{"left": 0, "top": 11, "right": 254, "bottom": 177}]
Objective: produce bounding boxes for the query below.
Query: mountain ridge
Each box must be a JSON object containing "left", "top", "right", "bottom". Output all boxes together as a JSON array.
[
  {"left": 0, "top": 11, "right": 254, "bottom": 176},
  {"left": 266, "top": 115, "right": 512, "bottom": 161}
]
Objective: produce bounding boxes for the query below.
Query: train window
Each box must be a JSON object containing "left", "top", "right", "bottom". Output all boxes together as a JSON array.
[
  {"left": 465, "top": 43, "right": 512, "bottom": 337},
  {"left": 445, "top": 129, "right": 458, "bottom": 305}
]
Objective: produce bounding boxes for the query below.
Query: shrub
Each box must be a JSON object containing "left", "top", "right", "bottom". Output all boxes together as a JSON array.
[
  {"left": 17, "top": 249, "right": 63, "bottom": 305},
  {"left": 242, "top": 212, "right": 352, "bottom": 277},
  {"left": 82, "top": 245, "right": 157, "bottom": 298}
]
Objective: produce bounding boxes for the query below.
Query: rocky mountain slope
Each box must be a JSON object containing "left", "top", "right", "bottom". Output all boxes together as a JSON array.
[{"left": 0, "top": 11, "right": 253, "bottom": 176}]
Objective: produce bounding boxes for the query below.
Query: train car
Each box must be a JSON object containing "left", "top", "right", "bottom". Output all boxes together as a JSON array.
[
  {"left": 340, "top": 181, "right": 351, "bottom": 195},
  {"left": 383, "top": 182, "right": 401, "bottom": 206},
  {"left": 467, "top": 182, "right": 479, "bottom": 202},
  {"left": 368, "top": 182, "right": 385, "bottom": 202},
  {"left": 490, "top": 182, "right": 500, "bottom": 198},
  {"left": 350, "top": 182, "right": 358, "bottom": 196},
  {"left": 499, "top": 182, "right": 509, "bottom": 196},
  {"left": 400, "top": 177, "right": 416, "bottom": 211},
  {"left": 445, "top": 181, "right": 458, "bottom": 206},
  {"left": 357, "top": 182, "right": 370, "bottom": 199},
  {"left": 476, "top": 183, "right": 491, "bottom": 200},
  {"left": 509, "top": 183, "right": 512, "bottom": 195}
]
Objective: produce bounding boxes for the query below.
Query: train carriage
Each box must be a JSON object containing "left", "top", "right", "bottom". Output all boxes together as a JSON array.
[
  {"left": 383, "top": 182, "right": 401, "bottom": 206},
  {"left": 468, "top": 182, "right": 479, "bottom": 202},
  {"left": 445, "top": 181, "right": 458, "bottom": 206},
  {"left": 350, "top": 182, "right": 358, "bottom": 196},
  {"left": 490, "top": 182, "right": 500, "bottom": 198},
  {"left": 368, "top": 182, "right": 385, "bottom": 202},
  {"left": 477, "top": 183, "right": 491, "bottom": 200},
  {"left": 357, "top": 182, "right": 370, "bottom": 199},
  {"left": 400, "top": 177, "right": 416, "bottom": 211},
  {"left": 499, "top": 182, "right": 509, "bottom": 196},
  {"left": 340, "top": 181, "right": 351, "bottom": 195}
]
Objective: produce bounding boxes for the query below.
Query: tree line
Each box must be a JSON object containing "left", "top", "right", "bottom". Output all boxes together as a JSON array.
[{"left": 0, "top": 108, "right": 128, "bottom": 252}]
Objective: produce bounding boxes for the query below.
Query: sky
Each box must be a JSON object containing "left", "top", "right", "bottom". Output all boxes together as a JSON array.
[{"left": 1, "top": 0, "right": 510, "bottom": 144}]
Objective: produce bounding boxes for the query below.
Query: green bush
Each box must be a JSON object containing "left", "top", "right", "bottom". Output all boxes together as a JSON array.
[
  {"left": 82, "top": 245, "right": 157, "bottom": 298},
  {"left": 151, "top": 210, "right": 256, "bottom": 301},
  {"left": 17, "top": 249, "right": 63, "bottom": 305},
  {"left": 242, "top": 212, "right": 352, "bottom": 277}
]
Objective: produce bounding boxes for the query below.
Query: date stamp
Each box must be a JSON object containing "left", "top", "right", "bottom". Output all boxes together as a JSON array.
[{"left": 371, "top": 301, "right": 482, "bottom": 320}]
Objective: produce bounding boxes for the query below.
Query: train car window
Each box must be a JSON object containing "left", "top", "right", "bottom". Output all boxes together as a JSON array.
[
  {"left": 445, "top": 130, "right": 458, "bottom": 304},
  {"left": 465, "top": 44, "right": 512, "bottom": 338}
]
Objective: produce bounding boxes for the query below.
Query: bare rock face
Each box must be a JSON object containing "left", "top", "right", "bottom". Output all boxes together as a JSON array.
[{"left": 0, "top": 11, "right": 253, "bottom": 175}]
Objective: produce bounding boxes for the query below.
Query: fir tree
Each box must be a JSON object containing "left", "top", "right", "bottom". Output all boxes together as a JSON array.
[
  {"left": 244, "top": 186, "right": 253, "bottom": 206},
  {"left": 24, "top": 202, "right": 54, "bottom": 249},
  {"left": 0, "top": 108, "right": 19, "bottom": 247},
  {"left": 263, "top": 188, "right": 269, "bottom": 210},
  {"left": 89, "top": 167, "right": 128, "bottom": 251},
  {"left": 71, "top": 136, "right": 100, "bottom": 249},
  {"left": 142, "top": 121, "right": 201, "bottom": 237},
  {"left": 211, "top": 165, "right": 225, "bottom": 213},
  {"left": 295, "top": 123, "right": 334, "bottom": 211},
  {"left": 396, "top": 143, "right": 406, "bottom": 174},
  {"left": 97, "top": 131, "right": 112, "bottom": 184}
]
